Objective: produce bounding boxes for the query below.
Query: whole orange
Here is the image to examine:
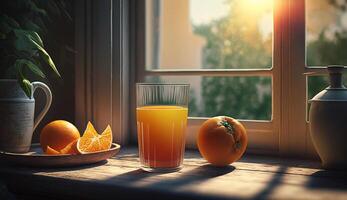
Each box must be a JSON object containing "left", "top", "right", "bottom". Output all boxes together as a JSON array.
[
  {"left": 40, "top": 120, "right": 80, "bottom": 152},
  {"left": 197, "top": 116, "right": 248, "bottom": 167}
]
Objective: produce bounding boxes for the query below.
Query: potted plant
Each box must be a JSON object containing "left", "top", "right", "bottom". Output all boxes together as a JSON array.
[{"left": 0, "top": 1, "right": 62, "bottom": 153}]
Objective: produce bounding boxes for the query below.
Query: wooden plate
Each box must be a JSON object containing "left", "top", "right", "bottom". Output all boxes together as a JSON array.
[{"left": 0, "top": 143, "right": 121, "bottom": 167}]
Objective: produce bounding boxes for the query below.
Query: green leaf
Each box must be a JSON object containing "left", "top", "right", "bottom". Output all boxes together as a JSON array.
[
  {"left": 21, "top": 79, "right": 32, "bottom": 98},
  {"left": 17, "top": 72, "right": 32, "bottom": 98},
  {"left": 14, "top": 31, "right": 37, "bottom": 53},
  {"left": 16, "top": 61, "right": 32, "bottom": 98},
  {"left": 13, "top": 29, "right": 60, "bottom": 77},
  {"left": 15, "top": 59, "right": 46, "bottom": 78},
  {"left": 33, "top": 40, "right": 60, "bottom": 77},
  {"left": 27, "top": 32, "right": 44, "bottom": 48},
  {"left": 23, "top": 21, "right": 42, "bottom": 34},
  {"left": 14, "top": 29, "right": 44, "bottom": 48}
]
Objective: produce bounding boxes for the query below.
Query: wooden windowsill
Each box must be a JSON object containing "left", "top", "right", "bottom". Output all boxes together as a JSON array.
[{"left": 1, "top": 147, "right": 347, "bottom": 200}]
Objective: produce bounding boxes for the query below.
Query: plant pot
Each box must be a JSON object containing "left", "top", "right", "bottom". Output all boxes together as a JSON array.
[
  {"left": 0, "top": 79, "right": 52, "bottom": 153},
  {"left": 309, "top": 66, "right": 347, "bottom": 169}
]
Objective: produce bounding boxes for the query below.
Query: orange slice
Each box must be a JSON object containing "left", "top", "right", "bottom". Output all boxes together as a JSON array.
[
  {"left": 60, "top": 140, "right": 79, "bottom": 155},
  {"left": 77, "top": 122, "right": 113, "bottom": 153},
  {"left": 46, "top": 146, "right": 60, "bottom": 155}
]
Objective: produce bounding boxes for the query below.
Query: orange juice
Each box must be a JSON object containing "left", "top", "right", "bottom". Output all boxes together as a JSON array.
[{"left": 136, "top": 105, "right": 188, "bottom": 168}]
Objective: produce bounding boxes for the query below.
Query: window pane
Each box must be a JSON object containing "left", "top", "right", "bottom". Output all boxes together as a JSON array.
[
  {"left": 308, "top": 76, "right": 328, "bottom": 101},
  {"left": 306, "top": 0, "right": 347, "bottom": 66},
  {"left": 146, "top": 0, "right": 273, "bottom": 70},
  {"left": 144, "top": 76, "right": 272, "bottom": 120}
]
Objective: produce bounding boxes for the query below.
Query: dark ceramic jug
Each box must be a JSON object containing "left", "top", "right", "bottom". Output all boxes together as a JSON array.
[{"left": 309, "top": 66, "right": 347, "bottom": 169}]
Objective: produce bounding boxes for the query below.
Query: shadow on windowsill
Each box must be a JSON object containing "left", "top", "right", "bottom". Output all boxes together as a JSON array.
[
  {"left": 105, "top": 164, "right": 235, "bottom": 188},
  {"left": 306, "top": 170, "right": 347, "bottom": 190}
]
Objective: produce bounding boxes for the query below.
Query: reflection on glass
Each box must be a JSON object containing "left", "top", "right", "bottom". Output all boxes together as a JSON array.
[
  {"left": 136, "top": 84, "right": 189, "bottom": 172},
  {"left": 307, "top": 0, "right": 347, "bottom": 66},
  {"left": 146, "top": 0, "right": 273, "bottom": 69},
  {"left": 145, "top": 76, "right": 272, "bottom": 120}
]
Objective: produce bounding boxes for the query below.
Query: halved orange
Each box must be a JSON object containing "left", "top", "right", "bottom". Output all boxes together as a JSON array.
[
  {"left": 40, "top": 120, "right": 80, "bottom": 152},
  {"left": 46, "top": 146, "right": 60, "bottom": 155},
  {"left": 77, "top": 122, "right": 113, "bottom": 154},
  {"left": 60, "top": 140, "right": 79, "bottom": 155}
]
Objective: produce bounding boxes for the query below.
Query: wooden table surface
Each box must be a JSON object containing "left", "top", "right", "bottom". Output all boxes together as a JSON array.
[{"left": 1, "top": 147, "right": 347, "bottom": 200}]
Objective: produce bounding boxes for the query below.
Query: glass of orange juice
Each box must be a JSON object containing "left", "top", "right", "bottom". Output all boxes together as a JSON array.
[{"left": 136, "top": 83, "right": 189, "bottom": 172}]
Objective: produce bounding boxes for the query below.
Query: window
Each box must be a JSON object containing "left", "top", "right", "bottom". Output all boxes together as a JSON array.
[
  {"left": 75, "top": 0, "right": 346, "bottom": 157},
  {"left": 132, "top": 0, "right": 347, "bottom": 157},
  {"left": 136, "top": 0, "right": 278, "bottom": 153},
  {"left": 145, "top": 0, "right": 273, "bottom": 121},
  {"left": 144, "top": 0, "right": 273, "bottom": 121},
  {"left": 306, "top": 0, "right": 347, "bottom": 120}
]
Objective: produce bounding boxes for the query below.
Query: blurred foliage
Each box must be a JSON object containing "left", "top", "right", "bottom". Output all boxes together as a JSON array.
[
  {"left": 0, "top": 0, "right": 71, "bottom": 97},
  {"left": 306, "top": 0, "right": 347, "bottom": 99},
  {"left": 189, "top": 0, "right": 272, "bottom": 119},
  {"left": 185, "top": 0, "right": 347, "bottom": 120},
  {"left": 147, "top": 0, "right": 347, "bottom": 120}
]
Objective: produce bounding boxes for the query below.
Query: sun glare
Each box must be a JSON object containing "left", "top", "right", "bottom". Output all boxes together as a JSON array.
[
  {"left": 247, "top": 0, "right": 273, "bottom": 7},
  {"left": 243, "top": 0, "right": 273, "bottom": 13}
]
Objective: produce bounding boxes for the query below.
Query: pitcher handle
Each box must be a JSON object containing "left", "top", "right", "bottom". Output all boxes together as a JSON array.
[{"left": 32, "top": 82, "right": 52, "bottom": 131}]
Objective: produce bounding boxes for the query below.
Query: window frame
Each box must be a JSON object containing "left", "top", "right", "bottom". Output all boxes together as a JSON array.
[
  {"left": 75, "top": 0, "right": 326, "bottom": 158},
  {"left": 131, "top": 0, "right": 320, "bottom": 157},
  {"left": 131, "top": 0, "right": 281, "bottom": 155}
]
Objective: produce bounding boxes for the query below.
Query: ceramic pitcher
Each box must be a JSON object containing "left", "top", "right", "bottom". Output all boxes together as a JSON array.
[
  {"left": 0, "top": 79, "right": 52, "bottom": 153},
  {"left": 309, "top": 66, "right": 347, "bottom": 169}
]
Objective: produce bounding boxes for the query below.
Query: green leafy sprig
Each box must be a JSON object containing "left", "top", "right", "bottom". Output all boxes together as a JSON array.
[
  {"left": 0, "top": 14, "right": 60, "bottom": 97},
  {"left": 0, "top": 0, "right": 71, "bottom": 97}
]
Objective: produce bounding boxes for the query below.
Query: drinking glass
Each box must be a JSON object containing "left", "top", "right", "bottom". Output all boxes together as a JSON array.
[{"left": 136, "top": 83, "right": 189, "bottom": 172}]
